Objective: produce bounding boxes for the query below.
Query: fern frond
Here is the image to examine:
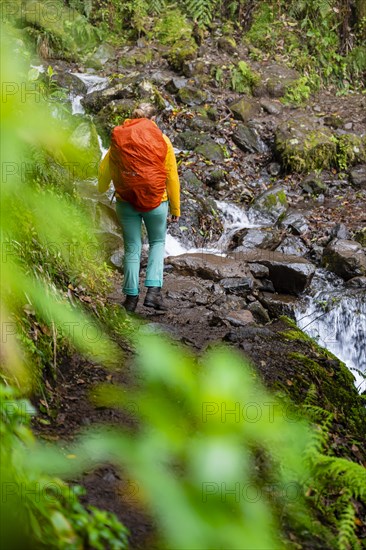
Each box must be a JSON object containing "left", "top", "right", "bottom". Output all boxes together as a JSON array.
[
  {"left": 338, "top": 498, "right": 359, "bottom": 550},
  {"left": 185, "top": 0, "right": 217, "bottom": 27},
  {"left": 148, "top": 0, "right": 166, "bottom": 15}
]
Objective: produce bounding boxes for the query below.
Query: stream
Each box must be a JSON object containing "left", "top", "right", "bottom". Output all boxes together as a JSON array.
[{"left": 68, "top": 71, "right": 365, "bottom": 393}]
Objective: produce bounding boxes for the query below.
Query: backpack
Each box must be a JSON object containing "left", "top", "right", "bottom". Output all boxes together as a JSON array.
[{"left": 109, "top": 118, "right": 168, "bottom": 212}]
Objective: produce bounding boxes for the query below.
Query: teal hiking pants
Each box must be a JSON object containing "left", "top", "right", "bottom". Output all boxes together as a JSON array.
[{"left": 116, "top": 200, "right": 168, "bottom": 296}]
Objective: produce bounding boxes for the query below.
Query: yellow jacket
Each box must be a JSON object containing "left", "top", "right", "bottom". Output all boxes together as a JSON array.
[{"left": 98, "top": 133, "right": 180, "bottom": 216}]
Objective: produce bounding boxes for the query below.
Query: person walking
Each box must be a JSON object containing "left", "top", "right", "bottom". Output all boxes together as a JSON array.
[{"left": 98, "top": 103, "right": 180, "bottom": 313}]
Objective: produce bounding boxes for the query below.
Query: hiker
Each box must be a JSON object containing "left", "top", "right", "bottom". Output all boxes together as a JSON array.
[{"left": 98, "top": 103, "right": 180, "bottom": 313}]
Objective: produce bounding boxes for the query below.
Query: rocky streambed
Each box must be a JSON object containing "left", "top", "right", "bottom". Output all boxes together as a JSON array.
[{"left": 43, "top": 37, "right": 366, "bottom": 394}]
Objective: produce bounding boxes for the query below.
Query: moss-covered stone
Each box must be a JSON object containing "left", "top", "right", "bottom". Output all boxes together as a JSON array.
[
  {"left": 354, "top": 227, "right": 366, "bottom": 247},
  {"left": 166, "top": 39, "right": 198, "bottom": 73},
  {"left": 177, "top": 86, "right": 207, "bottom": 106},
  {"left": 275, "top": 117, "right": 337, "bottom": 172},
  {"left": 249, "top": 186, "right": 288, "bottom": 223},
  {"left": 229, "top": 97, "right": 260, "bottom": 122},
  {"left": 195, "top": 141, "right": 225, "bottom": 162},
  {"left": 336, "top": 133, "right": 366, "bottom": 170}
]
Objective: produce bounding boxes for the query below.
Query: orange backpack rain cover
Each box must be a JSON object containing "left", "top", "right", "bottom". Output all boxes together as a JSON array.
[{"left": 110, "top": 118, "right": 168, "bottom": 212}]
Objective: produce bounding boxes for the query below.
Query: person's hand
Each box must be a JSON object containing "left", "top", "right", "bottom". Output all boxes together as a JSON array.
[{"left": 168, "top": 215, "right": 180, "bottom": 223}]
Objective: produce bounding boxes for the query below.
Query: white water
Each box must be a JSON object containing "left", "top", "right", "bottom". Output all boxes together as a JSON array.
[
  {"left": 295, "top": 271, "right": 366, "bottom": 392},
  {"left": 71, "top": 73, "right": 109, "bottom": 94}
]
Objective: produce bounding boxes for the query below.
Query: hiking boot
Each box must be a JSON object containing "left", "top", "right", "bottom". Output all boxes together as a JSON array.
[
  {"left": 143, "top": 287, "right": 167, "bottom": 311},
  {"left": 123, "top": 295, "right": 139, "bottom": 313}
]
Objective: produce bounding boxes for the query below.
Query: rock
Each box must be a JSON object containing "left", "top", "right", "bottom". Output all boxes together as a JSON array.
[
  {"left": 165, "top": 77, "right": 188, "bottom": 94},
  {"left": 337, "top": 134, "right": 366, "bottom": 168},
  {"left": 229, "top": 98, "right": 260, "bottom": 122},
  {"left": 275, "top": 236, "right": 309, "bottom": 257},
  {"left": 330, "top": 223, "right": 350, "bottom": 241},
  {"left": 182, "top": 170, "right": 202, "bottom": 188},
  {"left": 220, "top": 277, "right": 255, "bottom": 293},
  {"left": 167, "top": 253, "right": 254, "bottom": 282},
  {"left": 177, "top": 86, "right": 207, "bottom": 106},
  {"left": 174, "top": 131, "right": 210, "bottom": 150},
  {"left": 354, "top": 228, "right": 366, "bottom": 247},
  {"left": 255, "top": 63, "right": 300, "bottom": 98},
  {"left": 249, "top": 263, "right": 269, "bottom": 278},
  {"left": 345, "top": 276, "right": 366, "bottom": 289},
  {"left": 96, "top": 231, "right": 123, "bottom": 258},
  {"left": 82, "top": 81, "right": 135, "bottom": 114},
  {"left": 232, "top": 124, "right": 268, "bottom": 154},
  {"left": 188, "top": 111, "right": 216, "bottom": 132},
  {"left": 110, "top": 249, "right": 123, "bottom": 270},
  {"left": 267, "top": 162, "right": 281, "bottom": 176},
  {"left": 259, "top": 292, "right": 298, "bottom": 319},
  {"left": 248, "top": 186, "right": 288, "bottom": 224},
  {"left": 300, "top": 173, "right": 327, "bottom": 195},
  {"left": 324, "top": 114, "right": 344, "bottom": 129},
  {"left": 206, "top": 169, "right": 227, "bottom": 190},
  {"left": 322, "top": 239, "right": 366, "bottom": 280},
  {"left": 260, "top": 99, "right": 283, "bottom": 115},
  {"left": 84, "top": 43, "right": 114, "bottom": 69},
  {"left": 247, "top": 301, "right": 270, "bottom": 323},
  {"left": 228, "top": 227, "right": 283, "bottom": 251},
  {"left": 195, "top": 141, "right": 225, "bottom": 161},
  {"left": 95, "top": 99, "right": 135, "bottom": 138},
  {"left": 349, "top": 165, "right": 366, "bottom": 188},
  {"left": 52, "top": 71, "right": 87, "bottom": 95},
  {"left": 344, "top": 122, "right": 353, "bottom": 131},
  {"left": 230, "top": 250, "right": 316, "bottom": 295},
  {"left": 218, "top": 36, "right": 237, "bottom": 53},
  {"left": 275, "top": 117, "right": 336, "bottom": 172},
  {"left": 280, "top": 210, "right": 309, "bottom": 235},
  {"left": 225, "top": 310, "right": 255, "bottom": 327}
]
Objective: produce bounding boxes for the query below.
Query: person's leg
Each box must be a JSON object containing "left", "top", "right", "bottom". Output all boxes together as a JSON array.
[
  {"left": 142, "top": 201, "right": 168, "bottom": 288},
  {"left": 115, "top": 201, "right": 142, "bottom": 296}
]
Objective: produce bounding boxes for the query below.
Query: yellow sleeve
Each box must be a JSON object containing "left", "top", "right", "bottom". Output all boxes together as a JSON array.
[
  {"left": 163, "top": 135, "right": 180, "bottom": 216},
  {"left": 98, "top": 149, "right": 112, "bottom": 193}
]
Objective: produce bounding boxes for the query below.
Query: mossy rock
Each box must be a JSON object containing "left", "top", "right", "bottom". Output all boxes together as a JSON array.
[
  {"left": 166, "top": 39, "right": 198, "bottom": 73},
  {"left": 174, "top": 131, "right": 211, "bottom": 151},
  {"left": 218, "top": 36, "right": 237, "bottom": 53},
  {"left": 249, "top": 186, "right": 288, "bottom": 223},
  {"left": 229, "top": 98, "right": 260, "bottom": 122},
  {"left": 95, "top": 99, "right": 135, "bottom": 141},
  {"left": 336, "top": 133, "right": 366, "bottom": 169},
  {"left": 354, "top": 227, "right": 366, "bottom": 247},
  {"left": 177, "top": 86, "right": 207, "bottom": 106},
  {"left": 275, "top": 117, "right": 337, "bottom": 172},
  {"left": 195, "top": 141, "right": 225, "bottom": 162}
]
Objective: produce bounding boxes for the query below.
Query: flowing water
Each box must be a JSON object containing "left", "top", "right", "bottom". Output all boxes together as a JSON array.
[{"left": 68, "top": 73, "right": 366, "bottom": 390}]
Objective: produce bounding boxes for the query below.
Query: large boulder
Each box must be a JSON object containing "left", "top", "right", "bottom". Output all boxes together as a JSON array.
[
  {"left": 230, "top": 250, "right": 316, "bottom": 295},
  {"left": 275, "top": 117, "right": 336, "bottom": 172},
  {"left": 322, "top": 239, "right": 366, "bottom": 280},
  {"left": 228, "top": 228, "right": 283, "bottom": 252},
  {"left": 248, "top": 186, "right": 288, "bottom": 224}
]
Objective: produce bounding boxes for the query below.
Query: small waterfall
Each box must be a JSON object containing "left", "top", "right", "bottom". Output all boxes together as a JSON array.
[
  {"left": 295, "top": 270, "right": 366, "bottom": 393},
  {"left": 164, "top": 200, "right": 256, "bottom": 257},
  {"left": 71, "top": 73, "right": 109, "bottom": 94}
]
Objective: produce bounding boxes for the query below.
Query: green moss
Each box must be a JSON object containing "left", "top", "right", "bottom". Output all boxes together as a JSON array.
[
  {"left": 264, "top": 189, "right": 288, "bottom": 209},
  {"left": 336, "top": 133, "right": 366, "bottom": 170},
  {"left": 230, "top": 61, "right": 260, "bottom": 94},
  {"left": 282, "top": 77, "right": 312, "bottom": 106}
]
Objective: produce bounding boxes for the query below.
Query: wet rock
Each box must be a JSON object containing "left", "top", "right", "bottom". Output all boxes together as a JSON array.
[
  {"left": 259, "top": 292, "right": 298, "bottom": 319},
  {"left": 345, "top": 276, "right": 366, "bottom": 289},
  {"left": 231, "top": 250, "right": 315, "bottom": 295},
  {"left": 322, "top": 239, "right": 366, "bottom": 280},
  {"left": 249, "top": 263, "right": 269, "bottom": 278},
  {"left": 232, "top": 124, "right": 268, "bottom": 154},
  {"left": 229, "top": 97, "right": 260, "bottom": 122},
  {"left": 110, "top": 249, "right": 123, "bottom": 270},
  {"left": 280, "top": 210, "right": 309, "bottom": 235},
  {"left": 188, "top": 112, "right": 216, "bottom": 132},
  {"left": 255, "top": 63, "right": 300, "bottom": 98},
  {"left": 220, "top": 277, "right": 255, "bottom": 294},
  {"left": 95, "top": 99, "right": 135, "bottom": 138},
  {"left": 177, "top": 86, "right": 207, "bottom": 106},
  {"left": 275, "top": 236, "right": 308, "bottom": 257},
  {"left": 167, "top": 253, "right": 254, "bottom": 281},
  {"left": 206, "top": 169, "right": 227, "bottom": 190},
  {"left": 96, "top": 231, "right": 123, "bottom": 259},
  {"left": 349, "top": 165, "right": 366, "bottom": 188},
  {"left": 195, "top": 141, "right": 225, "bottom": 161},
  {"left": 82, "top": 79, "right": 137, "bottom": 113},
  {"left": 53, "top": 71, "right": 87, "bottom": 95},
  {"left": 228, "top": 227, "right": 283, "bottom": 251},
  {"left": 248, "top": 186, "right": 288, "bottom": 224},
  {"left": 260, "top": 99, "right": 283, "bottom": 115},
  {"left": 330, "top": 223, "right": 350, "bottom": 241},
  {"left": 247, "top": 301, "right": 270, "bottom": 323},
  {"left": 275, "top": 117, "right": 336, "bottom": 172},
  {"left": 225, "top": 310, "right": 255, "bottom": 327}
]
